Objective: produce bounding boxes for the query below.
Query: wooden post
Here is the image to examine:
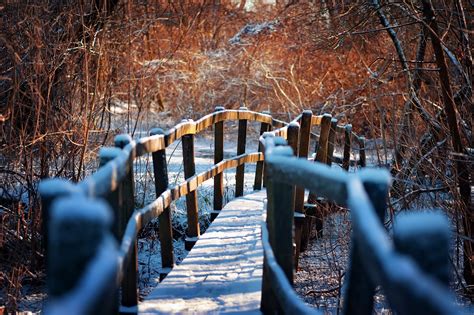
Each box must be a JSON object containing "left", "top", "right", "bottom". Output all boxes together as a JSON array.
[
  {"left": 114, "top": 134, "right": 138, "bottom": 308},
  {"left": 261, "top": 138, "right": 295, "bottom": 313},
  {"left": 235, "top": 106, "right": 248, "bottom": 197},
  {"left": 296, "top": 110, "right": 312, "bottom": 252},
  {"left": 359, "top": 136, "right": 366, "bottom": 168},
  {"left": 212, "top": 106, "right": 225, "bottom": 221},
  {"left": 326, "top": 118, "right": 338, "bottom": 166},
  {"left": 254, "top": 111, "right": 271, "bottom": 191},
  {"left": 307, "top": 113, "right": 332, "bottom": 237},
  {"left": 48, "top": 196, "right": 112, "bottom": 296},
  {"left": 38, "top": 179, "right": 80, "bottom": 254},
  {"left": 343, "top": 175, "right": 389, "bottom": 315},
  {"left": 287, "top": 122, "right": 304, "bottom": 269},
  {"left": 394, "top": 212, "right": 450, "bottom": 286},
  {"left": 99, "top": 147, "right": 124, "bottom": 240},
  {"left": 343, "top": 124, "right": 352, "bottom": 171},
  {"left": 182, "top": 131, "right": 200, "bottom": 250},
  {"left": 150, "top": 128, "right": 174, "bottom": 280}
]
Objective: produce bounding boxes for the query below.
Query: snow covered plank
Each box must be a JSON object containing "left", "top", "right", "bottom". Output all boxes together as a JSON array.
[{"left": 139, "top": 190, "right": 267, "bottom": 314}]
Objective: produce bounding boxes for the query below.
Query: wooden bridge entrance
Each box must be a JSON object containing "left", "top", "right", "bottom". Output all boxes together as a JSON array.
[{"left": 39, "top": 108, "right": 464, "bottom": 315}]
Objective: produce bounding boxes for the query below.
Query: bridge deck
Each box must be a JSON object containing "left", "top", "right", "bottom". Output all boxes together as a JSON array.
[{"left": 139, "top": 190, "right": 267, "bottom": 314}]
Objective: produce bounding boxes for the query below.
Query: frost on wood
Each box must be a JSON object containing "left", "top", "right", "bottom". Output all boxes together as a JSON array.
[
  {"left": 46, "top": 236, "right": 118, "bottom": 315},
  {"left": 48, "top": 196, "right": 112, "bottom": 297}
]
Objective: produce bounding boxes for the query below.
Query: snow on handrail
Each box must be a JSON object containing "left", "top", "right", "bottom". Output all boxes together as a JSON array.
[{"left": 261, "top": 135, "right": 460, "bottom": 315}]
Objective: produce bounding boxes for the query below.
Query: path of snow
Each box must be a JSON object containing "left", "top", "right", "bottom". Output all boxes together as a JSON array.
[{"left": 139, "top": 190, "right": 266, "bottom": 314}]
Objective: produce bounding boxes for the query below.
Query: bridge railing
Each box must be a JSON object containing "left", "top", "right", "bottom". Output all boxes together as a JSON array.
[
  {"left": 39, "top": 107, "right": 368, "bottom": 312},
  {"left": 260, "top": 134, "right": 460, "bottom": 315}
]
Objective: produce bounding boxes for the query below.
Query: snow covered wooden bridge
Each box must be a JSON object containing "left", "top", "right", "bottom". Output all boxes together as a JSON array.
[{"left": 40, "top": 109, "right": 463, "bottom": 314}]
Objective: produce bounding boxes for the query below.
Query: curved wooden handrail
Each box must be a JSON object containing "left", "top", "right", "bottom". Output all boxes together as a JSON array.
[
  {"left": 260, "top": 134, "right": 460, "bottom": 315},
  {"left": 115, "top": 151, "right": 264, "bottom": 286},
  {"left": 42, "top": 108, "right": 375, "bottom": 313}
]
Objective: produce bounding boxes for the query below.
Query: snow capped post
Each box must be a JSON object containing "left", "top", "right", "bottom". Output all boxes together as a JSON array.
[
  {"left": 47, "top": 196, "right": 113, "bottom": 299},
  {"left": 343, "top": 124, "right": 352, "bottom": 171},
  {"left": 254, "top": 110, "right": 271, "bottom": 190},
  {"left": 39, "top": 179, "right": 81, "bottom": 252},
  {"left": 393, "top": 212, "right": 450, "bottom": 286},
  {"left": 114, "top": 133, "right": 138, "bottom": 308},
  {"left": 212, "top": 106, "right": 225, "bottom": 221},
  {"left": 181, "top": 121, "right": 200, "bottom": 250},
  {"left": 261, "top": 136, "right": 295, "bottom": 313},
  {"left": 150, "top": 128, "right": 174, "bottom": 279},
  {"left": 343, "top": 170, "right": 390, "bottom": 315},
  {"left": 235, "top": 106, "right": 248, "bottom": 197},
  {"left": 99, "top": 147, "right": 123, "bottom": 239}
]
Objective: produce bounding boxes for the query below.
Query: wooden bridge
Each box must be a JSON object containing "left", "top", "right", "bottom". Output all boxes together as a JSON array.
[{"left": 39, "top": 108, "right": 464, "bottom": 314}]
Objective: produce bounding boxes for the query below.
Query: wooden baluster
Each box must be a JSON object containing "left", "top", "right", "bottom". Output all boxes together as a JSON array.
[
  {"left": 38, "top": 179, "right": 80, "bottom": 256},
  {"left": 182, "top": 130, "right": 200, "bottom": 250},
  {"left": 359, "top": 136, "right": 367, "bottom": 168},
  {"left": 48, "top": 196, "right": 117, "bottom": 314},
  {"left": 287, "top": 122, "right": 304, "bottom": 270},
  {"left": 326, "top": 118, "right": 338, "bottom": 166},
  {"left": 394, "top": 212, "right": 450, "bottom": 286},
  {"left": 261, "top": 136, "right": 295, "bottom": 313},
  {"left": 254, "top": 111, "right": 271, "bottom": 191},
  {"left": 262, "top": 111, "right": 273, "bottom": 189},
  {"left": 99, "top": 147, "right": 124, "bottom": 240},
  {"left": 212, "top": 106, "right": 225, "bottom": 221},
  {"left": 343, "top": 175, "right": 389, "bottom": 315},
  {"left": 307, "top": 113, "right": 332, "bottom": 238},
  {"left": 235, "top": 106, "right": 248, "bottom": 197},
  {"left": 114, "top": 134, "right": 138, "bottom": 308},
  {"left": 150, "top": 128, "right": 174, "bottom": 280},
  {"left": 296, "top": 110, "right": 312, "bottom": 252},
  {"left": 343, "top": 124, "right": 352, "bottom": 171}
]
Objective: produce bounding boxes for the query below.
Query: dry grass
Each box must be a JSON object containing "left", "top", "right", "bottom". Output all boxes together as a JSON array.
[{"left": 0, "top": 0, "right": 472, "bottom": 311}]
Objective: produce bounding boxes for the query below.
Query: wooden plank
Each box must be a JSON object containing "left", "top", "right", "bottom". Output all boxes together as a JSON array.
[
  {"left": 235, "top": 107, "right": 248, "bottom": 198},
  {"left": 182, "top": 133, "right": 200, "bottom": 250},
  {"left": 140, "top": 190, "right": 267, "bottom": 314},
  {"left": 150, "top": 128, "right": 174, "bottom": 279}
]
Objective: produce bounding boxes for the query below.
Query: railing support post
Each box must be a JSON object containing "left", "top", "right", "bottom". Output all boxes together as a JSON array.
[
  {"left": 99, "top": 147, "right": 124, "bottom": 240},
  {"left": 39, "top": 179, "right": 80, "bottom": 253},
  {"left": 212, "top": 106, "right": 225, "bottom": 221},
  {"left": 182, "top": 130, "right": 200, "bottom": 250},
  {"left": 150, "top": 128, "right": 175, "bottom": 280},
  {"left": 254, "top": 111, "right": 271, "bottom": 191},
  {"left": 235, "top": 106, "right": 248, "bottom": 197},
  {"left": 326, "top": 118, "right": 338, "bottom": 166},
  {"left": 287, "top": 122, "right": 303, "bottom": 270},
  {"left": 48, "top": 196, "right": 116, "bottom": 313},
  {"left": 343, "top": 174, "right": 389, "bottom": 315},
  {"left": 296, "top": 110, "right": 313, "bottom": 252},
  {"left": 261, "top": 136, "right": 295, "bottom": 313},
  {"left": 394, "top": 212, "right": 450, "bottom": 286},
  {"left": 307, "top": 113, "right": 332, "bottom": 237},
  {"left": 343, "top": 124, "right": 352, "bottom": 171},
  {"left": 114, "top": 134, "right": 138, "bottom": 308},
  {"left": 359, "top": 136, "right": 366, "bottom": 168}
]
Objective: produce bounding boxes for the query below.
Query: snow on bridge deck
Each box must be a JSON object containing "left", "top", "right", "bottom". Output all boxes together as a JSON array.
[{"left": 139, "top": 190, "right": 267, "bottom": 314}]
